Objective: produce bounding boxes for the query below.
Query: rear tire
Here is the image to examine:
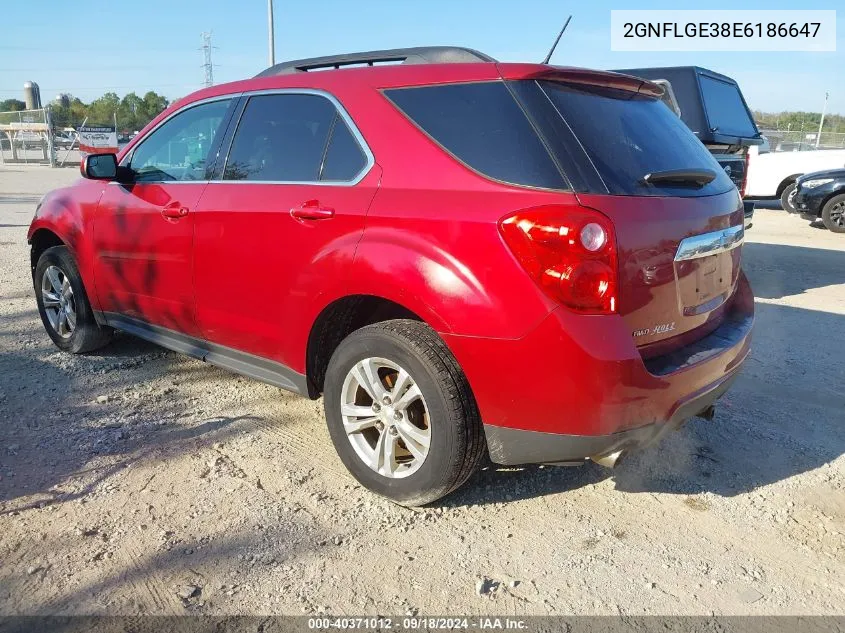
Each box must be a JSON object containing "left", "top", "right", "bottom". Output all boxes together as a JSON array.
[
  {"left": 780, "top": 183, "right": 798, "bottom": 213},
  {"left": 323, "top": 319, "right": 485, "bottom": 506},
  {"left": 821, "top": 194, "right": 845, "bottom": 233},
  {"left": 34, "top": 246, "right": 113, "bottom": 353}
]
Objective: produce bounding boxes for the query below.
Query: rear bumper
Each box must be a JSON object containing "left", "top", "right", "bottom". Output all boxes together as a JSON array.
[
  {"left": 484, "top": 370, "right": 738, "bottom": 465},
  {"left": 443, "top": 272, "right": 754, "bottom": 466},
  {"left": 743, "top": 200, "right": 754, "bottom": 228}
]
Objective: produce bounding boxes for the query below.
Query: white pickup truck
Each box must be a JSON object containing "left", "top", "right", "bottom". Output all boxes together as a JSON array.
[{"left": 745, "top": 146, "right": 845, "bottom": 212}]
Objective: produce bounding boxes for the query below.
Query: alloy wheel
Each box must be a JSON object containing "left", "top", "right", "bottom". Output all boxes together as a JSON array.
[
  {"left": 340, "top": 357, "right": 431, "bottom": 478},
  {"left": 41, "top": 265, "right": 76, "bottom": 338},
  {"left": 829, "top": 201, "right": 845, "bottom": 228}
]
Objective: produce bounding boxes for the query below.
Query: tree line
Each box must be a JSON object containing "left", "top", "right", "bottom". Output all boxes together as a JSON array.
[
  {"left": 753, "top": 110, "right": 844, "bottom": 133},
  {"left": 1, "top": 91, "right": 170, "bottom": 133},
  {"left": 3, "top": 92, "right": 842, "bottom": 136}
]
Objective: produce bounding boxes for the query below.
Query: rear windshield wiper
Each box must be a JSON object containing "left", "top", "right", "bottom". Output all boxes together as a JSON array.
[{"left": 641, "top": 169, "right": 717, "bottom": 187}]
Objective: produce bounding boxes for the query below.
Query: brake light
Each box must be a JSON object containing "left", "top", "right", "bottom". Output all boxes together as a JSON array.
[
  {"left": 499, "top": 205, "right": 617, "bottom": 314},
  {"left": 740, "top": 150, "right": 749, "bottom": 198}
]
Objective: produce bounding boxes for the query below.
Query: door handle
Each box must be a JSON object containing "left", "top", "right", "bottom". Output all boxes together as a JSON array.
[
  {"left": 162, "top": 205, "right": 189, "bottom": 219},
  {"left": 290, "top": 200, "right": 335, "bottom": 221}
]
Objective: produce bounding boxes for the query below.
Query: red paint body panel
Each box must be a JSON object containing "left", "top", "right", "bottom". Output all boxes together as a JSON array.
[
  {"left": 92, "top": 182, "right": 206, "bottom": 335},
  {"left": 194, "top": 168, "right": 381, "bottom": 371},
  {"left": 28, "top": 179, "right": 106, "bottom": 309},
  {"left": 444, "top": 271, "right": 753, "bottom": 435},
  {"left": 578, "top": 189, "right": 745, "bottom": 349},
  {"left": 29, "top": 59, "right": 753, "bottom": 448}
]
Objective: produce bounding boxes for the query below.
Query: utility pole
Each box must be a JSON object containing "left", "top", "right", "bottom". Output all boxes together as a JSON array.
[
  {"left": 201, "top": 32, "right": 214, "bottom": 88},
  {"left": 268, "top": 0, "right": 276, "bottom": 67},
  {"left": 816, "top": 91, "right": 829, "bottom": 149}
]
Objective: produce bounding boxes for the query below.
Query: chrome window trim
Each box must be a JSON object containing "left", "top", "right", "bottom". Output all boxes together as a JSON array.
[
  {"left": 217, "top": 88, "right": 375, "bottom": 187},
  {"left": 674, "top": 225, "right": 744, "bottom": 262},
  {"left": 111, "top": 89, "right": 374, "bottom": 187},
  {"left": 117, "top": 93, "right": 240, "bottom": 176}
]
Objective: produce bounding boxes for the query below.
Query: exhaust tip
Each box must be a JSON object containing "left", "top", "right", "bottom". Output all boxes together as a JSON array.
[
  {"left": 697, "top": 405, "right": 716, "bottom": 421},
  {"left": 591, "top": 449, "right": 625, "bottom": 469}
]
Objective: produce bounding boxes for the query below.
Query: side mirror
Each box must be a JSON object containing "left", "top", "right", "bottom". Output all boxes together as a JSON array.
[{"left": 81, "top": 153, "right": 118, "bottom": 180}]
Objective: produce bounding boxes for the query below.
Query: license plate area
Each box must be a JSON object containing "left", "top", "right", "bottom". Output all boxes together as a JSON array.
[{"left": 674, "top": 226, "right": 743, "bottom": 317}]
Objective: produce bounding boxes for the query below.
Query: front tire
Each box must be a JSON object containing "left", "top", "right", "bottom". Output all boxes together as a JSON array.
[
  {"left": 34, "top": 246, "right": 113, "bottom": 353},
  {"left": 780, "top": 183, "right": 798, "bottom": 213},
  {"left": 324, "top": 319, "right": 485, "bottom": 506},
  {"left": 821, "top": 194, "right": 845, "bottom": 233}
]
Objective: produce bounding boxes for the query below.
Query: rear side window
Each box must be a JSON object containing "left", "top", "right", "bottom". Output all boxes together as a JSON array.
[
  {"left": 538, "top": 81, "right": 734, "bottom": 197},
  {"left": 699, "top": 75, "right": 758, "bottom": 139},
  {"left": 384, "top": 82, "right": 566, "bottom": 190},
  {"left": 320, "top": 118, "right": 367, "bottom": 181},
  {"left": 223, "top": 93, "right": 368, "bottom": 183}
]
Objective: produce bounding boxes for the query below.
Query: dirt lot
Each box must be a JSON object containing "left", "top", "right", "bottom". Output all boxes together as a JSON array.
[{"left": 0, "top": 166, "right": 843, "bottom": 616}]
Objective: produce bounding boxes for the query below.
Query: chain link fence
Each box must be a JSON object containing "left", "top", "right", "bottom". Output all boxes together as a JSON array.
[
  {"left": 0, "top": 107, "right": 58, "bottom": 165},
  {"left": 759, "top": 128, "right": 845, "bottom": 152}
]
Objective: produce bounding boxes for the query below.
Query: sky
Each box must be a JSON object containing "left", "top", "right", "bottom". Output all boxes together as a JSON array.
[{"left": 0, "top": 0, "right": 842, "bottom": 115}]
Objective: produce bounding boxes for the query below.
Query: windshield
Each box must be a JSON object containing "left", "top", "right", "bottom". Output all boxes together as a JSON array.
[{"left": 537, "top": 80, "right": 735, "bottom": 197}]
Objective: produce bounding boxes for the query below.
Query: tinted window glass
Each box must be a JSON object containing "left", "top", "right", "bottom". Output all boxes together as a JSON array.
[
  {"left": 224, "top": 94, "right": 335, "bottom": 182},
  {"left": 385, "top": 82, "right": 566, "bottom": 190},
  {"left": 699, "top": 75, "right": 758, "bottom": 139},
  {"left": 130, "top": 99, "right": 230, "bottom": 182},
  {"left": 506, "top": 80, "right": 605, "bottom": 194},
  {"left": 539, "top": 81, "right": 734, "bottom": 197},
  {"left": 320, "top": 116, "right": 367, "bottom": 181}
]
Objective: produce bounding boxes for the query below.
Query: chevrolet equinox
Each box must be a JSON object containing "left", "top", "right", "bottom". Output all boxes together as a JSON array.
[{"left": 28, "top": 47, "right": 754, "bottom": 505}]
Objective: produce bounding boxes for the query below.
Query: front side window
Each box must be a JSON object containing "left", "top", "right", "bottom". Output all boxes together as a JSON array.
[
  {"left": 129, "top": 99, "right": 231, "bottom": 182},
  {"left": 223, "top": 93, "right": 367, "bottom": 183}
]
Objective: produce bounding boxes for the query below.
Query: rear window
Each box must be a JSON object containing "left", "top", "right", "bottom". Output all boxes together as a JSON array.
[
  {"left": 384, "top": 83, "right": 566, "bottom": 190},
  {"left": 698, "top": 75, "right": 758, "bottom": 139},
  {"left": 538, "top": 80, "right": 735, "bottom": 197}
]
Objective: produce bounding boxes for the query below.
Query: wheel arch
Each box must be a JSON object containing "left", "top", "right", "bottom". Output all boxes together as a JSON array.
[
  {"left": 820, "top": 190, "right": 845, "bottom": 214},
  {"left": 29, "top": 228, "right": 66, "bottom": 275},
  {"left": 776, "top": 174, "right": 803, "bottom": 197},
  {"left": 305, "top": 294, "right": 428, "bottom": 398}
]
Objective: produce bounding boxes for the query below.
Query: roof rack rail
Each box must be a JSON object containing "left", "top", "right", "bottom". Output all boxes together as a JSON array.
[{"left": 255, "top": 46, "right": 497, "bottom": 77}]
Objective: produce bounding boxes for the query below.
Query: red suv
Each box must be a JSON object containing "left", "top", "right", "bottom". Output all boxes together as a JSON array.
[{"left": 28, "top": 47, "right": 753, "bottom": 505}]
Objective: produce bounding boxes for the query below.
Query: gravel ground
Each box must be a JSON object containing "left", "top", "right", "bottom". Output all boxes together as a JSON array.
[{"left": 0, "top": 166, "right": 843, "bottom": 616}]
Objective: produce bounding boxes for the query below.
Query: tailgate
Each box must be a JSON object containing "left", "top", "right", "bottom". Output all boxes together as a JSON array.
[{"left": 578, "top": 190, "right": 745, "bottom": 352}]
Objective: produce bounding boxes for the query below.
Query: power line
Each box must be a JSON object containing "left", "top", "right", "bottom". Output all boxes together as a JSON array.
[
  {"left": 2, "top": 66, "right": 188, "bottom": 72},
  {"left": 0, "top": 83, "right": 199, "bottom": 92},
  {"left": 0, "top": 45, "right": 199, "bottom": 52},
  {"left": 201, "top": 32, "right": 215, "bottom": 88}
]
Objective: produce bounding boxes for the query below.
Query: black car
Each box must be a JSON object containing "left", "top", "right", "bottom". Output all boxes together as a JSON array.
[{"left": 794, "top": 169, "right": 845, "bottom": 233}]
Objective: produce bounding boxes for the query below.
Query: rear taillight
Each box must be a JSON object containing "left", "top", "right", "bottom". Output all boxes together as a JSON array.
[
  {"left": 499, "top": 205, "right": 617, "bottom": 314},
  {"left": 740, "top": 150, "right": 749, "bottom": 198}
]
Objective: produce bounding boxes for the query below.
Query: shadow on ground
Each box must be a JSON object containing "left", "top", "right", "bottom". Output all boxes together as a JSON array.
[
  {"left": 0, "top": 330, "right": 274, "bottom": 510},
  {"left": 742, "top": 242, "right": 845, "bottom": 299}
]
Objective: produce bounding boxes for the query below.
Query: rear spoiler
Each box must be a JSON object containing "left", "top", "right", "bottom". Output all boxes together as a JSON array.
[{"left": 497, "top": 64, "right": 664, "bottom": 98}]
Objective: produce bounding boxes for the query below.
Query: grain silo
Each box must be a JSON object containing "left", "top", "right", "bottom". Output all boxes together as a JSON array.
[{"left": 23, "top": 81, "right": 42, "bottom": 110}]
